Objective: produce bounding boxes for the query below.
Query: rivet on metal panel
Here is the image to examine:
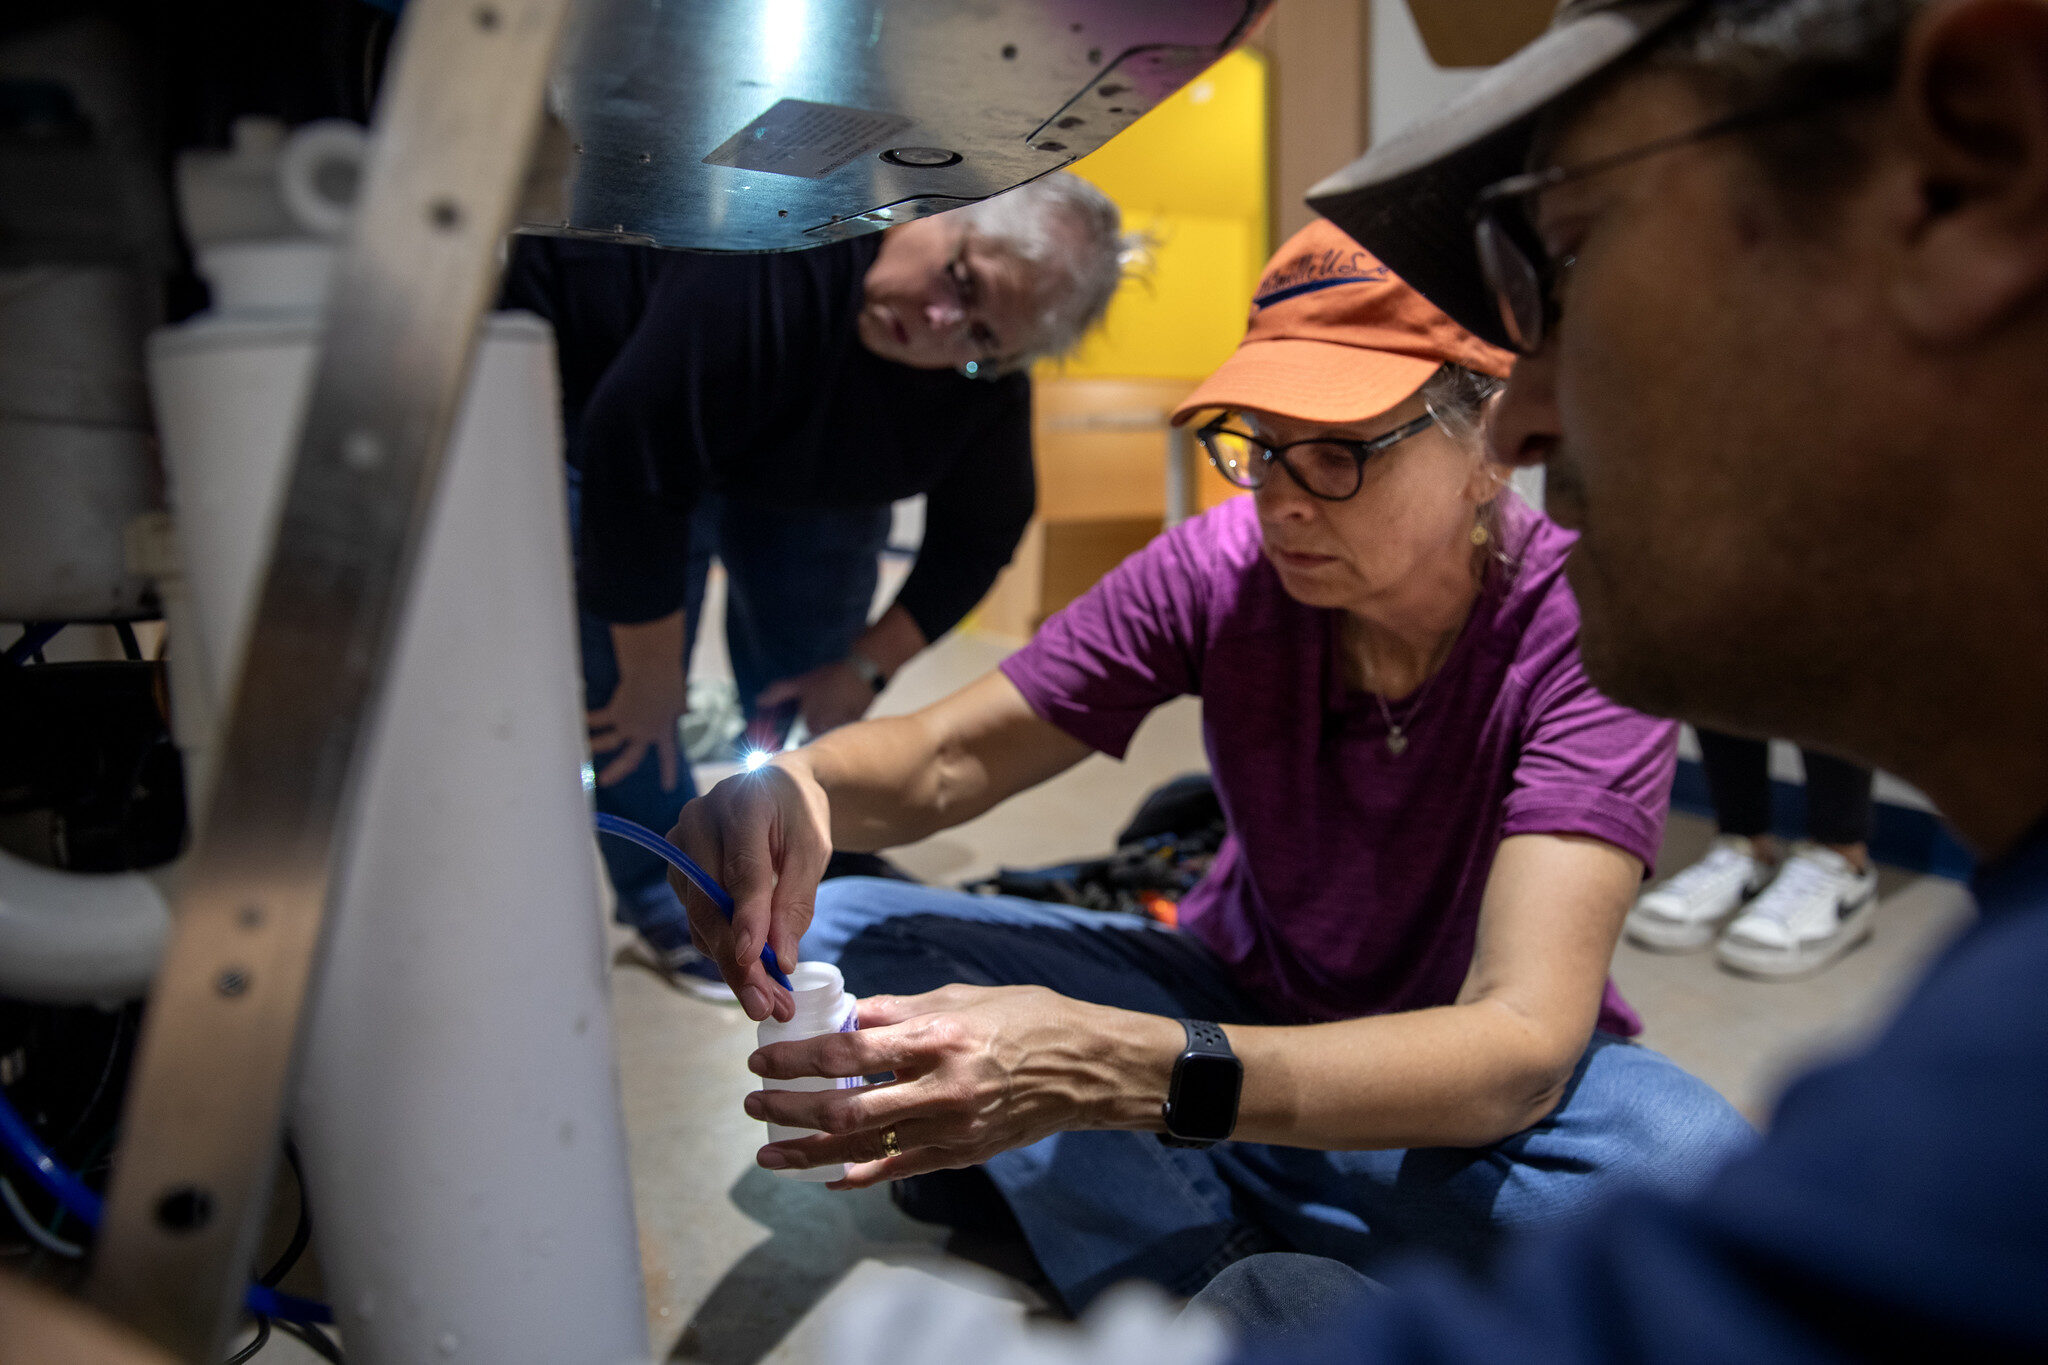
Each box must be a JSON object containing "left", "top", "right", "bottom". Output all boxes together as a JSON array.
[
  {"left": 1056, "top": 117, "right": 1083, "bottom": 130},
  {"left": 777, "top": 209, "right": 788, "bottom": 217},
  {"left": 215, "top": 968, "right": 251, "bottom": 998},
  {"left": 1001, "top": 44, "right": 1017, "bottom": 59},
  {"left": 880, "top": 147, "right": 962, "bottom": 169},
  {"left": 639, "top": 151, "right": 651, "bottom": 163},
  {"left": 341, "top": 430, "right": 385, "bottom": 472},
  {"left": 154, "top": 1187, "right": 214, "bottom": 1234},
  {"left": 1034, "top": 141, "right": 1066, "bottom": 153}
]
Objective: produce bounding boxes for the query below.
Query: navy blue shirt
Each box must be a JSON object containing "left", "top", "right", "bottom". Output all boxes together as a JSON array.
[
  {"left": 501, "top": 236, "right": 1035, "bottom": 640},
  {"left": 1242, "top": 822, "right": 2048, "bottom": 1362}
]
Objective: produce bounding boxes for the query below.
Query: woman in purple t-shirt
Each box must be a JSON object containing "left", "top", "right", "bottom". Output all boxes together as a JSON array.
[{"left": 667, "top": 223, "right": 1754, "bottom": 1313}]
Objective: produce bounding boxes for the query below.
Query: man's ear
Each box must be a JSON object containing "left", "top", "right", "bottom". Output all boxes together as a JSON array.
[{"left": 1890, "top": 0, "right": 2048, "bottom": 342}]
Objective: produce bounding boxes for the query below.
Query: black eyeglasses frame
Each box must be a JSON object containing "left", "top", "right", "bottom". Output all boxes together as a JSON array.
[
  {"left": 1196, "top": 411, "right": 1440, "bottom": 501},
  {"left": 1469, "top": 93, "right": 1855, "bottom": 355}
]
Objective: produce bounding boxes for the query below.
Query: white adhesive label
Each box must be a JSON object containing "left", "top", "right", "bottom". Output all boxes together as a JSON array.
[{"left": 702, "top": 98, "right": 914, "bottom": 180}]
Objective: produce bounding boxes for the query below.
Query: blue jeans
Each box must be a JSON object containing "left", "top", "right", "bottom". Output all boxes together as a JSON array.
[
  {"left": 807, "top": 878, "right": 1759, "bottom": 1313},
  {"left": 569, "top": 473, "right": 890, "bottom": 929}
]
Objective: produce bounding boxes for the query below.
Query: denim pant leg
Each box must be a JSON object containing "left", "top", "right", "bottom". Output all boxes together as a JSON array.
[
  {"left": 1186, "top": 1253, "right": 1385, "bottom": 1341},
  {"left": 714, "top": 499, "right": 891, "bottom": 716},
  {"left": 1216, "top": 1033, "right": 1757, "bottom": 1275},
  {"left": 810, "top": 879, "right": 1283, "bottom": 1313},
  {"left": 571, "top": 473, "right": 715, "bottom": 937}
]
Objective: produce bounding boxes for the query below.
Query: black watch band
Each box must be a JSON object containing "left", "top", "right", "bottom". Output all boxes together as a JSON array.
[{"left": 1159, "top": 1018, "right": 1243, "bottom": 1149}]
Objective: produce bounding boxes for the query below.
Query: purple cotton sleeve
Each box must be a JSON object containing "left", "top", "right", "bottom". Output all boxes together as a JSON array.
[
  {"left": 1500, "top": 625, "right": 1679, "bottom": 876},
  {"left": 997, "top": 521, "right": 1210, "bottom": 759}
]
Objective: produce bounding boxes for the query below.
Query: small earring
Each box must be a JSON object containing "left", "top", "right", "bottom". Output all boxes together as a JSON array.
[{"left": 1470, "top": 522, "right": 1490, "bottom": 547}]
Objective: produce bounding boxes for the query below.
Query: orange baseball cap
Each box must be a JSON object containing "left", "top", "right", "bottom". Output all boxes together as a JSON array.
[{"left": 1171, "top": 218, "right": 1514, "bottom": 427}]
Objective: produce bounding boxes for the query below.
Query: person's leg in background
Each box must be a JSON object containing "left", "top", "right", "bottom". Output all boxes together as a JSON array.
[
  {"left": 1719, "top": 749, "right": 1880, "bottom": 978},
  {"left": 573, "top": 475, "right": 717, "bottom": 962},
  {"left": 714, "top": 498, "right": 892, "bottom": 723},
  {"left": 1802, "top": 749, "right": 1876, "bottom": 862},
  {"left": 1626, "top": 728, "right": 1778, "bottom": 950}
]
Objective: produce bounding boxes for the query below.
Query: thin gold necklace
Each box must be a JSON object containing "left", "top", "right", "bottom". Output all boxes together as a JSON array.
[{"left": 1353, "top": 619, "right": 1462, "bottom": 757}]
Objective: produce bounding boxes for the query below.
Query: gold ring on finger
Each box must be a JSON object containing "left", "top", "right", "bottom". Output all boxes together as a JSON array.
[{"left": 882, "top": 1128, "right": 901, "bottom": 1160}]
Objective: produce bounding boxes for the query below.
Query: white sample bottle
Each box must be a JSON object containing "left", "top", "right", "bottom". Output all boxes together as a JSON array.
[{"left": 756, "top": 961, "right": 860, "bottom": 1183}]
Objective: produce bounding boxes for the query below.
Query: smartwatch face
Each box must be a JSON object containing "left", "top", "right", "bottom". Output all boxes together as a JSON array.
[{"left": 1171, "top": 1052, "right": 1244, "bottom": 1141}]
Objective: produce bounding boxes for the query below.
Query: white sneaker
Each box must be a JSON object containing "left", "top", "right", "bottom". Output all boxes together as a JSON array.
[
  {"left": 1626, "top": 836, "right": 1773, "bottom": 951},
  {"left": 1716, "top": 844, "right": 1878, "bottom": 979}
]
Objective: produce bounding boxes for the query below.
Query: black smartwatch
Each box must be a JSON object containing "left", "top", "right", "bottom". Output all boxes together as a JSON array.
[{"left": 1159, "top": 1018, "right": 1242, "bottom": 1149}]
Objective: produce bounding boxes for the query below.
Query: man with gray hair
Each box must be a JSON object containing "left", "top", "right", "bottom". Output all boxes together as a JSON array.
[
  {"left": 1181, "top": 0, "right": 2048, "bottom": 1355},
  {"left": 503, "top": 173, "right": 1136, "bottom": 988}
]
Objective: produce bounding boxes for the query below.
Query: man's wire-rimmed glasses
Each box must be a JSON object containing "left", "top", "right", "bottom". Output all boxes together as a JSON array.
[
  {"left": 1197, "top": 411, "right": 1440, "bottom": 501},
  {"left": 1471, "top": 95, "right": 1847, "bottom": 355}
]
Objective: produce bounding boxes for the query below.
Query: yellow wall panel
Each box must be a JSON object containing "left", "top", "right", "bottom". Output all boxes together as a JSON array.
[{"left": 1043, "top": 48, "right": 1268, "bottom": 384}]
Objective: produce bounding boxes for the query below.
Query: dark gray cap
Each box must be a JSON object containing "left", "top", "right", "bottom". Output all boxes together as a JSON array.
[{"left": 1307, "top": 0, "right": 1704, "bottom": 350}]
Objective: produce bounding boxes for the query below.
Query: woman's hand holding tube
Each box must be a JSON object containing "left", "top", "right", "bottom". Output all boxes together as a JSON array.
[
  {"left": 667, "top": 753, "right": 831, "bottom": 1022},
  {"left": 743, "top": 985, "right": 1184, "bottom": 1186}
]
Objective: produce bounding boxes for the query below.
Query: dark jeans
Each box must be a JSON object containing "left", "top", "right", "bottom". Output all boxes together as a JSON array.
[
  {"left": 569, "top": 473, "right": 890, "bottom": 916},
  {"left": 1695, "top": 728, "right": 1875, "bottom": 849},
  {"left": 810, "top": 880, "right": 1757, "bottom": 1314},
  {"left": 1185, "top": 1252, "right": 1383, "bottom": 1340}
]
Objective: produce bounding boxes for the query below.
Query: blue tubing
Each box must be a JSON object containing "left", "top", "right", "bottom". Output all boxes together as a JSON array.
[
  {"left": 593, "top": 812, "right": 793, "bottom": 990},
  {"left": 0, "top": 1086, "right": 333, "bottom": 1323}
]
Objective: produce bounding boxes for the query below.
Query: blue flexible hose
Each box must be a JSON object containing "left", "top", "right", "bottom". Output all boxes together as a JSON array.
[
  {"left": 0, "top": 1087, "right": 333, "bottom": 1323},
  {"left": 593, "top": 812, "right": 793, "bottom": 990}
]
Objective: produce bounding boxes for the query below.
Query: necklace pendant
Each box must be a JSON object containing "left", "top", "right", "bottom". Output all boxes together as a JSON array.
[{"left": 1385, "top": 727, "right": 1408, "bottom": 756}]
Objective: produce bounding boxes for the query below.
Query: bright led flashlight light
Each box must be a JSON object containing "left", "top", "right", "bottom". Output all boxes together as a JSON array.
[{"left": 741, "top": 749, "right": 772, "bottom": 772}]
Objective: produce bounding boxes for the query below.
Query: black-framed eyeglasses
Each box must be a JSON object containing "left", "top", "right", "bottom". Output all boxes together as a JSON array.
[
  {"left": 1198, "top": 412, "right": 1439, "bottom": 501},
  {"left": 1471, "top": 95, "right": 1842, "bottom": 355}
]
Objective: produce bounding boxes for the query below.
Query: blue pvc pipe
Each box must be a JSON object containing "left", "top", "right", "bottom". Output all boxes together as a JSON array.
[{"left": 593, "top": 812, "right": 793, "bottom": 990}]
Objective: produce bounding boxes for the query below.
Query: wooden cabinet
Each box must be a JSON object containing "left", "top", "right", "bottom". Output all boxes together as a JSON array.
[{"left": 972, "top": 376, "right": 1242, "bottom": 639}]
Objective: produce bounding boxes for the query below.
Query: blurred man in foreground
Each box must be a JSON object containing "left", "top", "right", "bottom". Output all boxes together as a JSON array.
[{"left": 1168, "top": 0, "right": 2048, "bottom": 1354}]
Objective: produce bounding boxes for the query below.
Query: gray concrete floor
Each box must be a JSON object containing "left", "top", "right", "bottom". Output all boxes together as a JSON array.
[{"left": 612, "top": 627, "right": 1976, "bottom": 1363}]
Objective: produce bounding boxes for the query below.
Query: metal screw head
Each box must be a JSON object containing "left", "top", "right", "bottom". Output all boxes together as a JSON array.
[
  {"left": 216, "top": 968, "right": 251, "bottom": 998},
  {"left": 155, "top": 1185, "right": 214, "bottom": 1233},
  {"left": 340, "top": 429, "right": 384, "bottom": 472}
]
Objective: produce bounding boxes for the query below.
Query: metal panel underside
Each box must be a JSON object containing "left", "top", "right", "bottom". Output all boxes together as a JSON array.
[{"left": 545, "top": 0, "right": 1271, "bottom": 251}]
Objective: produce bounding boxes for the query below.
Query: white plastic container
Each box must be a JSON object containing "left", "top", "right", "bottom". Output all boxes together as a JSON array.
[{"left": 756, "top": 961, "right": 860, "bottom": 1183}]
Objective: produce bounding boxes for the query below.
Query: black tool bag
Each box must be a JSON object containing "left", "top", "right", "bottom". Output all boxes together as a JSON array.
[{"left": 962, "top": 772, "right": 1224, "bottom": 922}]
